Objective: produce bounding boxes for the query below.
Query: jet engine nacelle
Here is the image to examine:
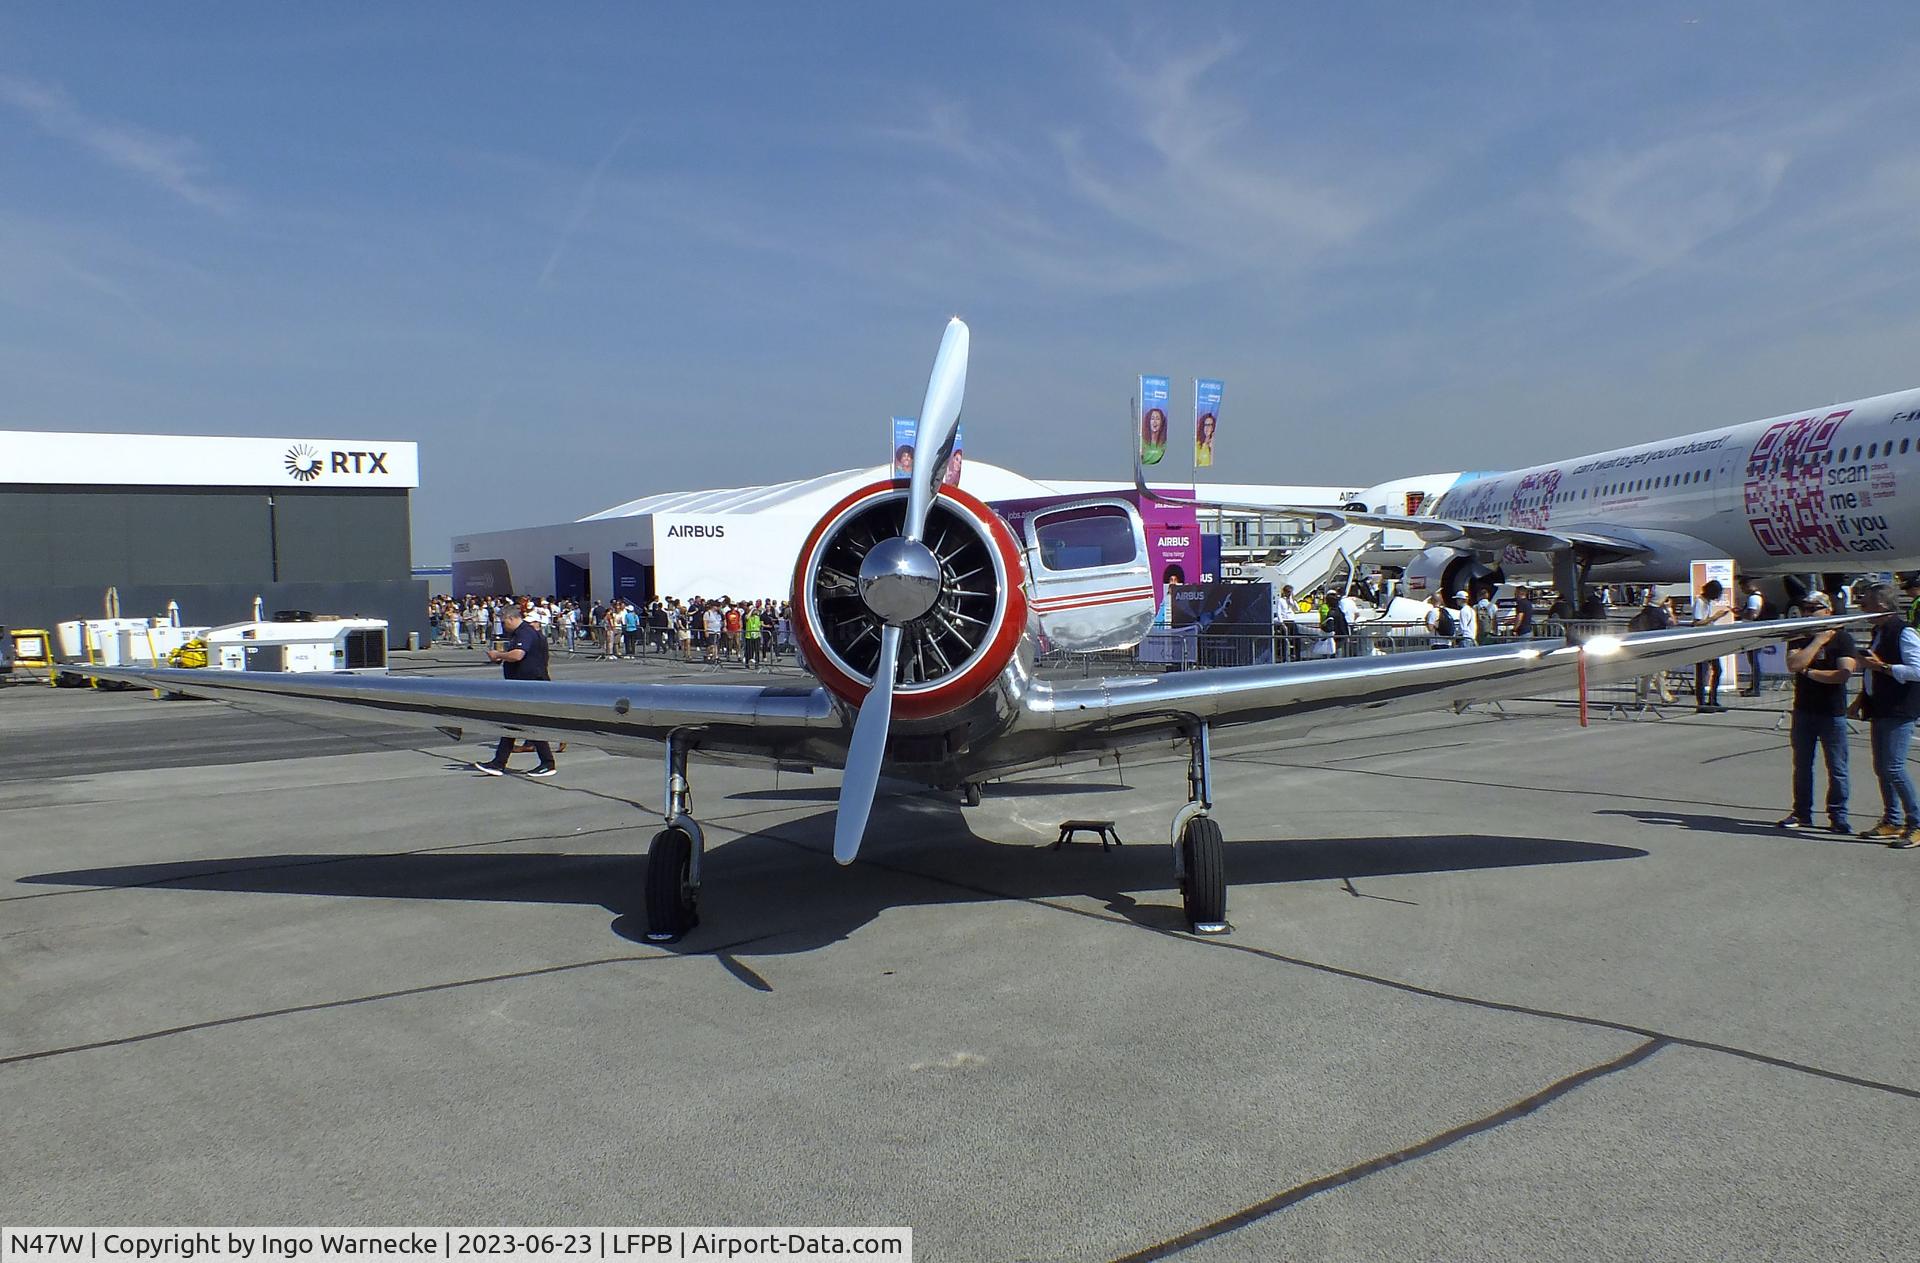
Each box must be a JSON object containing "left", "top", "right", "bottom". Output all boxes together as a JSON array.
[{"left": 1403, "top": 544, "right": 1501, "bottom": 599}]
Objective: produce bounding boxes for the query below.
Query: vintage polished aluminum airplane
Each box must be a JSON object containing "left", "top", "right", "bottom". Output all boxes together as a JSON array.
[{"left": 89, "top": 320, "right": 1851, "bottom": 943}]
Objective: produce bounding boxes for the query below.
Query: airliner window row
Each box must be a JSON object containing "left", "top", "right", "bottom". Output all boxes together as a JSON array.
[
  {"left": 1475, "top": 426, "right": 1920, "bottom": 517},
  {"left": 1593, "top": 470, "right": 1710, "bottom": 498},
  {"left": 1569, "top": 436, "right": 1915, "bottom": 501}
]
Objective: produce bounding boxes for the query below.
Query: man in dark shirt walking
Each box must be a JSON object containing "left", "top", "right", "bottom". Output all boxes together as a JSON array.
[
  {"left": 472, "top": 603, "right": 558, "bottom": 778},
  {"left": 1777, "top": 591, "right": 1856, "bottom": 832}
]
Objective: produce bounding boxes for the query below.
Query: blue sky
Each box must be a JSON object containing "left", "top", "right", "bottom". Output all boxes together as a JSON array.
[{"left": 4, "top": 3, "right": 1919, "bottom": 557}]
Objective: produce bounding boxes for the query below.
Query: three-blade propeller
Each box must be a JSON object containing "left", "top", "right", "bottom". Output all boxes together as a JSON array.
[{"left": 832, "top": 317, "right": 970, "bottom": 865}]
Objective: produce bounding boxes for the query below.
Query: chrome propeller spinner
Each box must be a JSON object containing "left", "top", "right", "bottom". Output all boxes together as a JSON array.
[{"left": 856, "top": 536, "right": 943, "bottom": 625}]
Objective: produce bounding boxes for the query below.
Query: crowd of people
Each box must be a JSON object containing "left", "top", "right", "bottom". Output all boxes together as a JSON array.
[{"left": 427, "top": 594, "right": 798, "bottom": 668}]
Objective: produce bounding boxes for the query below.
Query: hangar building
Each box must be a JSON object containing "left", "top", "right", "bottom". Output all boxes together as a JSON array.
[
  {"left": 451, "top": 462, "right": 1356, "bottom": 606},
  {"left": 0, "top": 430, "right": 429, "bottom": 638}
]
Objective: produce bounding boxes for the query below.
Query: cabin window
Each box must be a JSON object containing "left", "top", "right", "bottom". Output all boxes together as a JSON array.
[
  {"left": 1870, "top": 443, "right": 1879, "bottom": 458},
  {"left": 1904, "top": 439, "right": 1911, "bottom": 454},
  {"left": 1033, "top": 505, "right": 1138, "bottom": 571}
]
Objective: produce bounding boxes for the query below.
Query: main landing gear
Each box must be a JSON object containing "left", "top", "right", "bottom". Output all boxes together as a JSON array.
[
  {"left": 1171, "top": 722, "right": 1228, "bottom": 934},
  {"left": 645, "top": 733, "right": 704, "bottom": 942}
]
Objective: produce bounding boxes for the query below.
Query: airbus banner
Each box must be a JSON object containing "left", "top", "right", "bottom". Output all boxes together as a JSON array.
[
  {"left": 1139, "top": 375, "right": 1170, "bottom": 466},
  {"left": 0, "top": 431, "right": 421, "bottom": 488},
  {"left": 890, "top": 416, "right": 963, "bottom": 485},
  {"left": 1194, "top": 377, "right": 1222, "bottom": 470}
]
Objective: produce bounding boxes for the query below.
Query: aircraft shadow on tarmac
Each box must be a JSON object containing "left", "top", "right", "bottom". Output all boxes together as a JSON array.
[{"left": 21, "top": 812, "right": 1646, "bottom": 955}]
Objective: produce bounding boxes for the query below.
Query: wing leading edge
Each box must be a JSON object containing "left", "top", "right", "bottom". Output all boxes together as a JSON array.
[
  {"left": 82, "top": 665, "right": 841, "bottom": 763},
  {"left": 1025, "top": 615, "right": 1866, "bottom": 752}
]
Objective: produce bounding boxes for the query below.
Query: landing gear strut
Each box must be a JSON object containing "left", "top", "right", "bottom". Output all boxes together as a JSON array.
[
  {"left": 1171, "top": 722, "right": 1228, "bottom": 934},
  {"left": 1552, "top": 549, "right": 1602, "bottom": 621},
  {"left": 645, "top": 732, "right": 704, "bottom": 942}
]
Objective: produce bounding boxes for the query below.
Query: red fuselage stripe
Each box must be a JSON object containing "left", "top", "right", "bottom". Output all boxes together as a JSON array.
[{"left": 1031, "top": 588, "right": 1154, "bottom": 611}]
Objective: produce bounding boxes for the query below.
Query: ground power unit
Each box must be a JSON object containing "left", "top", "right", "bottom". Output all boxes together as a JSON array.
[{"left": 202, "top": 619, "right": 390, "bottom": 673}]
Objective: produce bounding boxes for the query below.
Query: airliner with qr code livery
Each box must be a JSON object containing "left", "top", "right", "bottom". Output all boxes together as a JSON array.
[{"left": 1241, "top": 386, "right": 1920, "bottom": 599}]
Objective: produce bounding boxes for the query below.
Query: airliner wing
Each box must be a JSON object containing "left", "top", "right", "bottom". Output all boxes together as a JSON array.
[
  {"left": 81, "top": 666, "right": 840, "bottom": 763},
  {"left": 1279, "top": 506, "right": 1652, "bottom": 561},
  {"left": 1129, "top": 444, "right": 1649, "bottom": 560},
  {"left": 1023, "top": 616, "right": 1858, "bottom": 753}
]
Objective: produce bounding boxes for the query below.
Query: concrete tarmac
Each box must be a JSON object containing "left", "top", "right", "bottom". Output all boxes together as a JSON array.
[{"left": 2, "top": 649, "right": 1916, "bottom": 1260}]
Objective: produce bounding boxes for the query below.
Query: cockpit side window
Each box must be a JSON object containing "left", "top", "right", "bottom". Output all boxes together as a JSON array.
[{"left": 1033, "top": 506, "right": 1138, "bottom": 571}]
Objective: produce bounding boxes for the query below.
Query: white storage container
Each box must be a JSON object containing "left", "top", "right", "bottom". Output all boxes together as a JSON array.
[{"left": 201, "top": 619, "right": 390, "bottom": 675}]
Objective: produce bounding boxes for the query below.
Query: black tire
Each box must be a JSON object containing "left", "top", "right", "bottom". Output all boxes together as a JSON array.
[
  {"left": 644, "top": 827, "right": 699, "bottom": 942},
  {"left": 1180, "top": 816, "right": 1227, "bottom": 931},
  {"left": 961, "top": 782, "right": 982, "bottom": 807}
]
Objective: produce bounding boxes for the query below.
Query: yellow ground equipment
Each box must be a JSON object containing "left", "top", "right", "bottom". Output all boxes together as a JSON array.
[{"left": 10, "top": 628, "right": 56, "bottom": 676}]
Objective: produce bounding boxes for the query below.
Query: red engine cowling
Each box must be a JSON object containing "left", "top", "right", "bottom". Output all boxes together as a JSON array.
[{"left": 790, "top": 480, "right": 1028, "bottom": 721}]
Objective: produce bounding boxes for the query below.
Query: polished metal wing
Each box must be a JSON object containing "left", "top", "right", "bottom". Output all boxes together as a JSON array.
[
  {"left": 1019, "top": 615, "right": 1864, "bottom": 754},
  {"left": 82, "top": 665, "right": 840, "bottom": 763}
]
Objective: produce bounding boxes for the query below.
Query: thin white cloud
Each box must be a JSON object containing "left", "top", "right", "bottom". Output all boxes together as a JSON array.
[
  {"left": 1050, "top": 34, "right": 1429, "bottom": 274},
  {"left": 0, "top": 74, "right": 238, "bottom": 215},
  {"left": 1564, "top": 134, "right": 1790, "bottom": 267},
  {"left": 875, "top": 101, "right": 1007, "bottom": 169}
]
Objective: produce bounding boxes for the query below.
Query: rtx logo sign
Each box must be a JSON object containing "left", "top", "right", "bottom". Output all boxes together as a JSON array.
[
  {"left": 665, "top": 524, "right": 726, "bottom": 538},
  {"left": 284, "top": 445, "right": 323, "bottom": 482},
  {"left": 329, "top": 450, "right": 390, "bottom": 474}
]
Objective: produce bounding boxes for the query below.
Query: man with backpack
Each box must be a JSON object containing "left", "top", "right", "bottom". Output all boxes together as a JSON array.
[
  {"left": 1425, "top": 595, "right": 1457, "bottom": 650},
  {"left": 1325, "top": 591, "right": 1351, "bottom": 654},
  {"left": 1629, "top": 591, "right": 1675, "bottom": 708}
]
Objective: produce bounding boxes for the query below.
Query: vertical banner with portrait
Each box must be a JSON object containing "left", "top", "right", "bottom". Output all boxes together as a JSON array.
[
  {"left": 1138, "top": 375, "right": 1170, "bottom": 467},
  {"left": 1193, "top": 378, "right": 1223, "bottom": 470},
  {"left": 891, "top": 416, "right": 963, "bottom": 485},
  {"left": 891, "top": 416, "right": 915, "bottom": 479}
]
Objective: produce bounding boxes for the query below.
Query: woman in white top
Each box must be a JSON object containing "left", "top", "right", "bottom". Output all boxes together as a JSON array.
[{"left": 1692, "top": 580, "right": 1735, "bottom": 711}]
